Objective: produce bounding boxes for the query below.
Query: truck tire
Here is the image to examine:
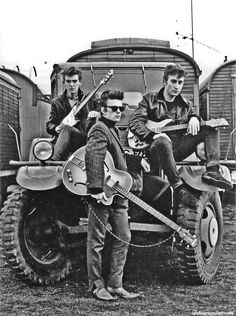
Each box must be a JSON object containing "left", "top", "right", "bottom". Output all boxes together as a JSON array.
[
  {"left": 0, "top": 187, "right": 72, "bottom": 285},
  {"left": 175, "top": 187, "right": 223, "bottom": 284}
]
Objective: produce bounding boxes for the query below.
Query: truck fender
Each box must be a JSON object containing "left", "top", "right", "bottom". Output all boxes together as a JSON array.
[
  {"left": 178, "top": 165, "right": 231, "bottom": 192},
  {"left": 16, "top": 166, "right": 63, "bottom": 190}
]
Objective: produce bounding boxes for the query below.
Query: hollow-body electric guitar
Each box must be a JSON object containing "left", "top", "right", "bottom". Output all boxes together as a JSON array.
[
  {"left": 62, "top": 69, "right": 113, "bottom": 126},
  {"left": 128, "top": 118, "right": 229, "bottom": 150},
  {"left": 62, "top": 146, "right": 197, "bottom": 248}
]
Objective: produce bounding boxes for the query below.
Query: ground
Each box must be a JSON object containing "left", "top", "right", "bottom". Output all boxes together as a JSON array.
[{"left": 0, "top": 203, "right": 235, "bottom": 316}]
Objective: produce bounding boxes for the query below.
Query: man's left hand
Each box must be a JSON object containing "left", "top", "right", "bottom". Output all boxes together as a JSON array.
[
  {"left": 88, "top": 111, "right": 99, "bottom": 119},
  {"left": 187, "top": 117, "right": 200, "bottom": 135}
]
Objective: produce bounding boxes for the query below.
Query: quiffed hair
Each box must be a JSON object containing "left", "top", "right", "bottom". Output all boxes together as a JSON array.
[
  {"left": 62, "top": 66, "right": 82, "bottom": 82},
  {"left": 100, "top": 90, "right": 124, "bottom": 108},
  {"left": 163, "top": 64, "right": 188, "bottom": 83}
]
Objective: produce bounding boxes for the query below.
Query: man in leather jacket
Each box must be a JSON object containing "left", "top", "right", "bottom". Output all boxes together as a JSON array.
[
  {"left": 129, "top": 63, "right": 232, "bottom": 191},
  {"left": 46, "top": 66, "right": 99, "bottom": 160}
]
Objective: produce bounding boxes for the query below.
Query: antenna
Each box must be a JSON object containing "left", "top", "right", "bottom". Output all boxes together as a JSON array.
[{"left": 191, "top": 0, "right": 194, "bottom": 59}]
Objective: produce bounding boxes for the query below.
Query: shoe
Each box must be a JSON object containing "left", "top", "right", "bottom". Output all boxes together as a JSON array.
[
  {"left": 92, "top": 287, "right": 118, "bottom": 301},
  {"left": 107, "top": 287, "right": 140, "bottom": 299},
  {"left": 202, "top": 170, "right": 233, "bottom": 190}
]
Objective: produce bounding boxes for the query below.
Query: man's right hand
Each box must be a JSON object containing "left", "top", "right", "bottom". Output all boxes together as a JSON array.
[
  {"left": 91, "top": 192, "right": 108, "bottom": 203},
  {"left": 55, "top": 124, "right": 64, "bottom": 134}
]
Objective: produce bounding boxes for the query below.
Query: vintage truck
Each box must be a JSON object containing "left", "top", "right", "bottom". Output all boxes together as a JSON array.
[{"left": 0, "top": 38, "right": 233, "bottom": 285}]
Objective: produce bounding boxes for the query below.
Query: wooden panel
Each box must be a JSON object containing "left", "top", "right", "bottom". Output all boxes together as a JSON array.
[{"left": 208, "top": 62, "right": 235, "bottom": 158}]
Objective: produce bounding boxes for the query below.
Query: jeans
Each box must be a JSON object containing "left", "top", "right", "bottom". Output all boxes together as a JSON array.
[
  {"left": 52, "top": 125, "right": 86, "bottom": 160},
  {"left": 147, "top": 126, "right": 220, "bottom": 186},
  {"left": 87, "top": 199, "right": 131, "bottom": 291}
]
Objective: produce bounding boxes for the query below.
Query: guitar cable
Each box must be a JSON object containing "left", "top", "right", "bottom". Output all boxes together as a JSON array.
[{"left": 89, "top": 207, "right": 174, "bottom": 249}]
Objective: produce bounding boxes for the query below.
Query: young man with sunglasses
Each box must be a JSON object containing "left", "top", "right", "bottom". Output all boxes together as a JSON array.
[
  {"left": 129, "top": 63, "right": 232, "bottom": 191},
  {"left": 46, "top": 66, "right": 99, "bottom": 160},
  {"left": 85, "top": 89, "right": 150, "bottom": 301}
]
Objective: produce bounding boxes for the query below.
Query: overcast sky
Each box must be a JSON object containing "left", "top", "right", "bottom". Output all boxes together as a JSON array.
[{"left": 0, "top": 0, "right": 235, "bottom": 92}]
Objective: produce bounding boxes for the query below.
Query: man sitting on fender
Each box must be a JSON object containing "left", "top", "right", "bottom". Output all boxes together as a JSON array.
[{"left": 129, "top": 63, "right": 232, "bottom": 191}]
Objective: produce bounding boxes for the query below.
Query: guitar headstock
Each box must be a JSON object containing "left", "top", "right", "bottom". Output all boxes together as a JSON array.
[
  {"left": 100, "top": 69, "right": 113, "bottom": 85},
  {"left": 178, "top": 228, "right": 197, "bottom": 248},
  {"left": 206, "top": 118, "right": 229, "bottom": 128}
]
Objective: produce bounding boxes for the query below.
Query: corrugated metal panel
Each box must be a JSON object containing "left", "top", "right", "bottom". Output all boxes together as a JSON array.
[
  {"left": 0, "top": 77, "right": 20, "bottom": 171},
  {"left": 207, "top": 62, "right": 236, "bottom": 159},
  {"left": 6, "top": 72, "right": 51, "bottom": 160}
]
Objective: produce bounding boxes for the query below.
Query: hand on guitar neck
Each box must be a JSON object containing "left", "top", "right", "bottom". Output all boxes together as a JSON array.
[{"left": 128, "top": 118, "right": 229, "bottom": 150}]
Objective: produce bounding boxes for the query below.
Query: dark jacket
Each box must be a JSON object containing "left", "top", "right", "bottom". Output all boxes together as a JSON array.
[
  {"left": 46, "top": 89, "right": 98, "bottom": 136},
  {"left": 129, "top": 87, "right": 198, "bottom": 142},
  {"left": 85, "top": 117, "right": 142, "bottom": 195}
]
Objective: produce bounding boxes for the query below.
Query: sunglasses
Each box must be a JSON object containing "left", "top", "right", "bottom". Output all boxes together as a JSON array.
[{"left": 106, "top": 106, "right": 125, "bottom": 112}]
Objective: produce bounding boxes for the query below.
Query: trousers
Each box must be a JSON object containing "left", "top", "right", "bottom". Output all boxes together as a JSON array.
[
  {"left": 52, "top": 125, "right": 86, "bottom": 160},
  {"left": 147, "top": 126, "right": 220, "bottom": 186},
  {"left": 87, "top": 199, "right": 131, "bottom": 291}
]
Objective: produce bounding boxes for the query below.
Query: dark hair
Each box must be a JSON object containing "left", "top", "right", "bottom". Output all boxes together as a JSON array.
[
  {"left": 163, "top": 64, "right": 188, "bottom": 83},
  {"left": 100, "top": 90, "right": 124, "bottom": 108},
  {"left": 62, "top": 66, "right": 82, "bottom": 82}
]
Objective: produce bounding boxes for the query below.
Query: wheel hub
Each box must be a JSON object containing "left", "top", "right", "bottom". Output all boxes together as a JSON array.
[
  {"left": 208, "top": 217, "right": 218, "bottom": 247},
  {"left": 200, "top": 205, "right": 219, "bottom": 259}
]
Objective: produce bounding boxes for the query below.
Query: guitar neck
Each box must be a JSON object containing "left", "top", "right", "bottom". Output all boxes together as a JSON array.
[
  {"left": 161, "top": 120, "right": 207, "bottom": 133},
  {"left": 113, "top": 183, "right": 180, "bottom": 232},
  {"left": 74, "top": 83, "right": 103, "bottom": 118}
]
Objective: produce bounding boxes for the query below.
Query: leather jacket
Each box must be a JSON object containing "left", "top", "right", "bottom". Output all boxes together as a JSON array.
[{"left": 129, "top": 87, "right": 198, "bottom": 142}]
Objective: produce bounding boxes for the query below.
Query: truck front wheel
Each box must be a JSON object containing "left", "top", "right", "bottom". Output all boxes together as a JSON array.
[
  {"left": 0, "top": 187, "right": 72, "bottom": 285},
  {"left": 176, "top": 188, "right": 223, "bottom": 284}
]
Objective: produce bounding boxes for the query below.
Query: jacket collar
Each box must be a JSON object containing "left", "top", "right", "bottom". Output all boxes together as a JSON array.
[
  {"left": 156, "top": 87, "right": 189, "bottom": 108},
  {"left": 99, "top": 116, "right": 116, "bottom": 128}
]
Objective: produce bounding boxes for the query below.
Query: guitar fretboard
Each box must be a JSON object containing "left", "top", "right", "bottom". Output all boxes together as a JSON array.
[{"left": 111, "top": 181, "right": 180, "bottom": 232}]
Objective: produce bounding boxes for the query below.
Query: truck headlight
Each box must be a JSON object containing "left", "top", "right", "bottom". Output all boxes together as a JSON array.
[{"left": 33, "top": 141, "right": 53, "bottom": 161}]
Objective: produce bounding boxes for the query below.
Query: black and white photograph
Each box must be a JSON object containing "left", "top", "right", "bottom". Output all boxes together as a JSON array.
[{"left": 0, "top": 0, "right": 235, "bottom": 315}]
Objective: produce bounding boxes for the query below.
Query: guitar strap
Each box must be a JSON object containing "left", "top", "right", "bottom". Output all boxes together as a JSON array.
[{"left": 73, "top": 93, "right": 87, "bottom": 118}]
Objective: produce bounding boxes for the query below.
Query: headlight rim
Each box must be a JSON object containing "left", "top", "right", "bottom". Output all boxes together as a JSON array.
[{"left": 33, "top": 140, "right": 54, "bottom": 162}]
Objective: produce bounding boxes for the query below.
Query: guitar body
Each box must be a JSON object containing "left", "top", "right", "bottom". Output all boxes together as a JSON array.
[
  {"left": 62, "top": 147, "right": 197, "bottom": 247},
  {"left": 128, "top": 119, "right": 174, "bottom": 150},
  {"left": 62, "top": 110, "right": 78, "bottom": 126},
  {"left": 62, "top": 146, "right": 133, "bottom": 205}
]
